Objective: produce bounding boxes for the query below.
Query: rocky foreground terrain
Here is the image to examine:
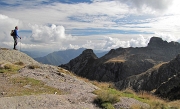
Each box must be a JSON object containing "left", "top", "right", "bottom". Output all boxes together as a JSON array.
[{"left": 0, "top": 48, "right": 150, "bottom": 109}]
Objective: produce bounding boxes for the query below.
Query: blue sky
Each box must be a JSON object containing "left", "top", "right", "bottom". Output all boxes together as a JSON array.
[{"left": 0, "top": 0, "right": 180, "bottom": 52}]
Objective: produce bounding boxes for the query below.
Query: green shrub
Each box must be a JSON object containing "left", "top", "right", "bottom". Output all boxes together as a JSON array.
[
  {"left": 94, "top": 89, "right": 120, "bottom": 109},
  {"left": 28, "top": 64, "right": 40, "bottom": 69},
  {"left": 15, "top": 61, "right": 24, "bottom": 66},
  {"left": 102, "top": 103, "right": 115, "bottom": 109},
  {"left": 0, "top": 63, "right": 23, "bottom": 75},
  {"left": 4, "top": 64, "right": 12, "bottom": 69}
]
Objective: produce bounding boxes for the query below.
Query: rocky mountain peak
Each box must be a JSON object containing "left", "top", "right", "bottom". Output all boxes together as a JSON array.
[
  {"left": 82, "top": 49, "right": 93, "bottom": 54},
  {"left": 147, "top": 37, "right": 180, "bottom": 48},
  {"left": 147, "top": 37, "right": 168, "bottom": 47},
  {"left": 81, "top": 49, "right": 98, "bottom": 59}
]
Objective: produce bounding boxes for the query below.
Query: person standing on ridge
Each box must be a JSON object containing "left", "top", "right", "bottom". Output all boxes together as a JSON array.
[{"left": 13, "top": 26, "right": 21, "bottom": 50}]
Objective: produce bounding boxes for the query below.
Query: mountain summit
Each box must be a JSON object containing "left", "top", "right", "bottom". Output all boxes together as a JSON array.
[{"left": 147, "top": 37, "right": 180, "bottom": 48}]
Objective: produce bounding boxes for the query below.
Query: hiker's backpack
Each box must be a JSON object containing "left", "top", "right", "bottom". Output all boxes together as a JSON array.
[{"left": 10, "top": 30, "right": 15, "bottom": 36}]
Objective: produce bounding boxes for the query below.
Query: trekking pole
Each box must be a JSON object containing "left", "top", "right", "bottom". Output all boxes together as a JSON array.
[
  {"left": 19, "top": 38, "right": 21, "bottom": 62},
  {"left": 20, "top": 38, "right": 21, "bottom": 51}
]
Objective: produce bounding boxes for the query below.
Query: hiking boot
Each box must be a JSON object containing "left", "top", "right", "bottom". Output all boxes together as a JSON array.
[{"left": 13, "top": 48, "right": 18, "bottom": 50}]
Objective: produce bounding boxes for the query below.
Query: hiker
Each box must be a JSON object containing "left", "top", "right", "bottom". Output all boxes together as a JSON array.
[{"left": 13, "top": 26, "right": 21, "bottom": 50}]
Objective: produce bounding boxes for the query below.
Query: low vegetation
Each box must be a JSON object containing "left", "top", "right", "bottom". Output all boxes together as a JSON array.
[
  {"left": 0, "top": 62, "right": 62, "bottom": 97},
  {"left": 14, "top": 61, "right": 24, "bottom": 66},
  {"left": 28, "top": 64, "right": 40, "bottom": 69},
  {"left": 91, "top": 81, "right": 180, "bottom": 109},
  {"left": 8, "top": 77, "right": 62, "bottom": 97},
  {"left": 93, "top": 89, "right": 120, "bottom": 109},
  {"left": 0, "top": 62, "right": 23, "bottom": 75}
]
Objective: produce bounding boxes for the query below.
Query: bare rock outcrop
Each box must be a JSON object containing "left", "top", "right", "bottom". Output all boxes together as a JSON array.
[
  {"left": 0, "top": 48, "right": 39, "bottom": 65},
  {"left": 155, "top": 74, "right": 180, "bottom": 100},
  {"left": 115, "top": 54, "right": 180, "bottom": 100}
]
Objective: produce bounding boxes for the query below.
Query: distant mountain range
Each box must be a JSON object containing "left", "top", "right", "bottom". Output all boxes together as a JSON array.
[
  {"left": 22, "top": 51, "right": 50, "bottom": 58},
  {"left": 60, "top": 37, "right": 180, "bottom": 100},
  {"left": 33, "top": 48, "right": 108, "bottom": 66},
  {"left": 34, "top": 48, "right": 85, "bottom": 65}
]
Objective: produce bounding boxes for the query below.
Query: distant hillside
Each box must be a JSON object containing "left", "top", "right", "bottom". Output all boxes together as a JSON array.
[
  {"left": 22, "top": 51, "right": 50, "bottom": 58},
  {"left": 95, "top": 51, "right": 108, "bottom": 58},
  {"left": 34, "top": 48, "right": 86, "bottom": 65},
  {"left": 34, "top": 48, "right": 108, "bottom": 66}
]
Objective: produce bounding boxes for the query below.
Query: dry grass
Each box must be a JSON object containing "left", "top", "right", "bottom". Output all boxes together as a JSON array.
[
  {"left": 55, "top": 67, "right": 180, "bottom": 109},
  {"left": 5, "top": 77, "right": 62, "bottom": 97},
  {"left": 135, "top": 90, "right": 179, "bottom": 109},
  {"left": 92, "top": 84, "right": 180, "bottom": 109},
  {"left": 28, "top": 64, "right": 40, "bottom": 69},
  {"left": 0, "top": 63, "right": 63, "bottom": 97},
  {"left": 0, "top": 63, "right": 23, "bottom": 75},
  {"left": 14, "top": 61, "right": 24, "bottom": 66},
  {"left": 130, "top": 104, "right": 144, "bottom": 109},
  {"left": 168, "top": 100, "right": 180, "bottom": 108},
  {"left": 152, "top": 62, "right": 167, "bottom": 70},
  {"left": 105, "top": 59, "right": 125, "bottom": 63},
  {"left": 57, "top": 67, "right": 74, "bottom": 76},
  {"left": 93, "top": 88, "right": 120, "bottom": 109},
  {"left": 0, "top": 48, "right": 9, "bottom": 50}
]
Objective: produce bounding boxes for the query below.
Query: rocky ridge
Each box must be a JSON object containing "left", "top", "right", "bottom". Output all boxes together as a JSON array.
[
  {"left": 60, "top": 37, "right": 180, "bottom": 82},
  {"left": 0, "top": 48, "right": 149, "bottom": 109},
  {"left": 115, "top": 54, "right": 180, "bottom": 100},
  {"left": 60, "top": 37, "right": 180, "bottom": 100}
]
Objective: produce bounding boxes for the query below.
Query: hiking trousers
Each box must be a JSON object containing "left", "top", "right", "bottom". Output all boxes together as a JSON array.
[{"left": 13, "top": 36, "right": 17, "bottom": 49}]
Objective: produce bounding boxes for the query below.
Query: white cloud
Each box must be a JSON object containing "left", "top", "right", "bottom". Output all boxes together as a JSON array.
[
  {"left": 129, "top": 35, "right": 150, "bottom": 47},
  {"left": 103, "top": 35, "right": 151, "bottom": 49},
  {"left": 77, "top": 35, "right": 151, "bottom": 51},
  {"left": 0, "top": 14, "right": 24, "bottom": 48},
  {"left": 30, "top": 24, "right": 73, "bottom": 43},
  {"left": 19, "top": 24, "right": 76, "bottom": 52},
  {"left": 116, "top": 0, "right": 174, "bottom": 13},
  {"left": 1, "top": 0, "right": 180, "bottom": 52},
  {"left": 0, "top": 14, "right": 76, "bottom": 51},
  {"left": 155, "top": 32, "right": 178, "bottom": 42}
]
